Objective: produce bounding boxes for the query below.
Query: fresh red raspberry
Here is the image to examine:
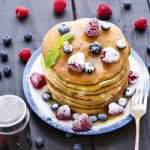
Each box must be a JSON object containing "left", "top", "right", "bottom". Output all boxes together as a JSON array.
[
  {"left": 129, "top": 71, "right": 139, "bottom": 84},
  {"left": 15, "top": 7, "right": 29, "bottom": 19},
  {"left": 72, "top": 114, "right": 93, "bottom": 132},
  {"left": 53, "top": 0, "right": 67, "bottom": 14},
  {"left": 84, "top": 18, "right": 100, "bottom": 38},
  {"left": 108, "top": 103, "right": 124, "bottom": 116},
  {"left": 30, "top": 73, "right": 47, "bottom": 89},
  {"left": 134, "top": 17, "right": 147, "bottom": 30},
  {"left": 56, "top": 105, "right": 72, "bottom": 120},
  {"left": 97, "top": 3, "right": 112, "bottom": 18},
  {"left": 18, "top": 48, "right": 32, "bottom": 62}
]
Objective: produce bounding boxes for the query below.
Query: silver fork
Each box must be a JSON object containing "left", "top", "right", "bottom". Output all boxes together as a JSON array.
[{"left": 129, "top": 81, "right": 148, "bottom": 150}]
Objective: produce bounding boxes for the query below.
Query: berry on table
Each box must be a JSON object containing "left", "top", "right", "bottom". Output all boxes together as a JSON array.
[
  {"left": 24, "top": 32, "right": 32, "bottom": 42},
  {"left": 101, "top": 21, "right": 111, "bottom": 30},
  {"left": 134, "top": 17, "right": 147, "bottom": 30},
  {"left": 97, "top": 3, "right": 112, "bottom": 19},
  {"left": 35, "top": 137, "right": 44, "bottom": 147},
  {"left": 84, "top": 63, "right": 95, "bottom": 74},
  {"left": 3, "top": 35, "right": 12, "bottom": 46},
  {"left": 0, "top": 51, "right": 8, "bottom": 62},
  {"left": 123, "top": 0, "right": 132, "bottom": 10},
  {"left": 73, "top": 143, "right": 83, "bottom": 150},
  {"left": 0, "top": 70, "right": 2, "bottom": 80},
  {"left": 42, "top": 92, "right": 52, "bottom": 102},
  {"left": 97, "top": 113, "right": 108, "bottom": 121},
  {"left": 53, "top": 0, "right": 67, "bottom": 14},
  {"left": 15, "top": 6, "right": 29, "bottom": 19},
  {"left": 3, "top": 66, "right": 12, "bottom": 77},
  {"left": 51, "top": 103, "right": 60, "bottom": 111},
  {"left": 58, "top": 24, "right": 70, "bottom": 35},
  {"left": 89, "top": 42, "right": 102, "bottom": 55},
  {"left": 63, "top": 43, "right": 73, "bottom": 54},
  {"left": 18, "top": 48, "right": 32, "bottom": 62},
  {"left": 146, "top": 45, "right": 150, "bottom": 54},
  {"left": 89, "top": 115, "right": 98, "bottom": 123}
]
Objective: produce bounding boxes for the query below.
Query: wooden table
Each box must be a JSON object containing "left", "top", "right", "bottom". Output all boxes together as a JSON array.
[{"left": 0, "top": 0, "right": 150, "bottom": 149}]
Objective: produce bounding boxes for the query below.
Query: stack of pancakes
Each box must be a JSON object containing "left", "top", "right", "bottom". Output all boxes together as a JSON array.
[{"left": 42, "top": 18, "right": 130, "bottom": 114}]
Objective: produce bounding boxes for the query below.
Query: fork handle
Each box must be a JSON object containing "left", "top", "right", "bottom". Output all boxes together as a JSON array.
[{"left": 135, "top": 118, "right": 141, "bottom": 150}]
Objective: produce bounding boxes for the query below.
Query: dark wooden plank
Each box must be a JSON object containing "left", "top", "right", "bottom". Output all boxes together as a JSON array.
[
  {"left": 0, "top": 0, "right": 93, "bottom": 150},
  {"left": 74, "top": 0, "right": 150, "bottom": 150}
]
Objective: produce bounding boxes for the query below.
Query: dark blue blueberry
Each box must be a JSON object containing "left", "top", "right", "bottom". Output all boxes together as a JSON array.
[
  {"left": 0, "top": 70, "right": 2, "bottom": 80},
  {"left": 3, "top": 35, "right": 12, "bottom": 46},
  {"left": 73, "top": 143, "right": 83, "bottom": 150},
  {"left": 84, "top": 63, "right": 95, "bottom": 74},
  {"left": 148, "top": 64, "right": 150, "bottom": 73},
  {"left": 58, "top": 24, "right": 70, "bottom": 35},
  {"left": 42, "top": 92, "right": 52, "bottom": 102},
  {"left": 65, "top": 132, "right": 74, "bottom": 138},
  {"left": 35, "top": 137, "right": 44, "bottom": 147},
  {"left": 24, "top": 32, "right": 32, "bottom": 42},
  {"left": 89, "top": 42, "right": 102, "bottom": 55},
  {"left": 123, "top": 0, "right": 131, "bottom": 10},
  {"left": 50, "top": 103, "right": 60, "bottom": 111},
  {"left": 146, "top": 45, "right": 150, "bottom": 54},
  {"left": 89, "top": 115, "right": 98, "bottom": 123},
  {"left": 3, "top": 66, "right": 11, "bottom": 77},
  {"left": 63, "top": 44, "right": 73, "bottom": 54},
  {"left": 98, "top": 113, "right": 108, "bottom": 121},
  {"left": 0, "top": 51, "right": 8, "bottom": 62}
]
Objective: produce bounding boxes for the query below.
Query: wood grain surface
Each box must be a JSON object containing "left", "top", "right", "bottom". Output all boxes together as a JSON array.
[{"left": 0, "top": 0, "right": 150, "bottom": 150}]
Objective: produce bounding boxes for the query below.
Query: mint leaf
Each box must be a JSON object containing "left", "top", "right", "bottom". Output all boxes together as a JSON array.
[
  {"left": 45, "top": 47, "right": 61, "bottom": 68},
  {"left": 59, "top": 32, "right": 75, "bottom": 48}
]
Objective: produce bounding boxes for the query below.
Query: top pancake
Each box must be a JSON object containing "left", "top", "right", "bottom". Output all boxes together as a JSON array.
[{"left": 42, "top": 18, "right": 130, "bottom": 85}]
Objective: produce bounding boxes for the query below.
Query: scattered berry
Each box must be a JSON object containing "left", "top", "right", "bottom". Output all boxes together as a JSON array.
[
  {"left": 3, "top": 66, "right": 11, "bottom": 77},
  {"left": 123, "top": 0, "right": 132, "bottom": 10},
  {"left": 72, "top": 113, "right": 80, "bottom": 120},
  {"left": 73, "top": 143, "right": 83, "bottom": 150},
  {"left": 53, "top": 0, "right": 67, "bottom": 14},
  {"left": 101, "top": 21, "right": 111, "bottom": 30},
  {"left": 0, "top": 51, "right": 8, "bottom": 62},
  {"left": 65, "top": 132, "right": 74, "bottom": 138},
  {"left": 24, "top": 32, "right": 32, "bottom": 42},
  {"left": 56, "top": 105, "right": 72, "bottom": 120},
  {"left": 146, "top": 45, "right": 150, "bottom": 54},
  {"left": 63, "top": 43, "right": 73, "bottom": 54},
  {"left": 108, "top": 102, "right": 124, "bottom": 116},
  {"left": 147, "top": 64, "right": 150, "bottom": 73},
  {"left": 118, "top": 98, "right": 127, "bottom": 107},
  {"left": 58, "top": 24, "right": 70, "bottom": 35},
  {"left": 97, "top": 113, "right": 108, "bottom": 121},
  {"left": 89, "top": 42, "right": 102, "bottom": 55},
  {"left": 68, "top": 52, "right": 85, "bottom": 72},
  {"left": 15, "top": 6, "right": 29, "bottom": 19},
  {"left": 116, "top": 40, "right": 126, "bottom": 49},
  {"left": 84, "top": 18, "right": 99, "bottom": 38},
  {"left": 3, "top": 35, "right": 12, "bottom": 46},
  {"left": 30, "top": 73, "right": 47, "bottom": 89},
  {"left": 129, "top": 71, "right": 139, "bottom": 84},
  {"left": 51, "top": 103, "right": 60, "bottom": 111},
  {"left": 84, "top": 63, "right": 95, "bottom": 74},
  {"left": 42, "top": 92, "right": 52, "bottom": 102},
  {"left": 97, "top": 3, "right": 112, "bottom": 18},
  {"left": 100, "top": 47, "right": 120, "bottom": 63},
  {"left": 125, "top": 86, "right": 136, "bottom": 97},
  {"left": 0, "top": 70, "right": 2, "bottom": 80},
  {"left": 35, "top": 137, "right": 44, "bottom": 147},
  {"left": 89, "top": 115, "right": 98, "bottom": 123},
  {"left": 72, "top": 114, "right": 93, "bottom": 132},
  {"left": 134, "top": 17, "right": 147, "bottom": 30},
  {"left": 18, "top": 48, "right": 32, "bottom": 62}
]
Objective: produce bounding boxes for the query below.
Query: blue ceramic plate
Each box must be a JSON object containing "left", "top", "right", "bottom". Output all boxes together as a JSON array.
[{"left": 23, "top": 47, "right": 149, "bottom": 135}]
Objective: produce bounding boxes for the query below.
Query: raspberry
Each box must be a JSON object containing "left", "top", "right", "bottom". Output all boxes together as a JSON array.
[
  {"left": 53, "top": 0, "right": 67, "bottom": 14},
  {"left": 30, "top": 73, "right": 47, "bottom": 89},
  {"left": 108, "top": 102, "right": 124, "bottom": 116},
  {"left": 134, "top": 17, "right": 147, "bottom": 30},
  {"left": 129, "top": 71, "right": 139, "bottom": 84},
  {"left": 72, "top": 114, "right": 93, "bottom": 132},
  {"left": 97, "top": 3, "right": 112, "bottom": 18},
  {"left": 18, "top": 48, "right": 32, "bottom": 62},
  {"left": 15, "top": 6, "right": 29, "bottom": 19},
  {"left": 56, "top": 105, "right": 71, "bottom": 120},
  {"left": 84, "top": 18, "right": 100, "bottom": 38}
]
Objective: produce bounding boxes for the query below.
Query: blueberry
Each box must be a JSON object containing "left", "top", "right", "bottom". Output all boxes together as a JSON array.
[
  {"left": 101, "top": 22, "right": 111, "bottom": 31},
  {"left": 148, "top": 64, "right": 150, "bottom": 73},
  {"left": 89, "top": 115, "right": 98, "bottom": 123},
  {"left": 72, "top": 113, "right": 80, "bottom": 120},
  {"left": 3, "top": 66, "right": 11, "bottom": 77},
  {"left": 0, "top": 71, "right": 2, "bottom": 80},
  {"left": 42, "top": 92, "right": 52, "bottom": 102},
  {"left": 58, "top": 24, "right": 70, "bottom": 35},
  {"left": 63, "top": 43, "right": 73, "bottom": 54},
  {"left": 50, "top": 103, "right": 60, "bottom": 111},
  {"left": 146, "top": 45, "right": 150, "bottom": 54},
  {"left": 89, "top": 42, "right": 102, "bottom": 55},
  {"left": 84, "top": 63, "right": 95, "bottom": 74},
  {"left": 3, "top": 35, "right": 12, "bottom": 46},
  {"left": 73, "top": 143, "right": 83, "bottom": 150},
  {"left": 35, "top": 137, "right": 44, "bottom": 147},
  {"left": 65, "top": 132, "right": 74, "bottom": 138},
  {"left": 98, "top": 113, "right": 108, "bottom": 121},
  {"left": 24, "top": 32, "right": 32, "bottom": 42},
  {"left": 123, "top": 0, "right": 131, "bottom": 10},
  {"left": 0, "top": 51, "right": 8, "bottom": 62}
]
